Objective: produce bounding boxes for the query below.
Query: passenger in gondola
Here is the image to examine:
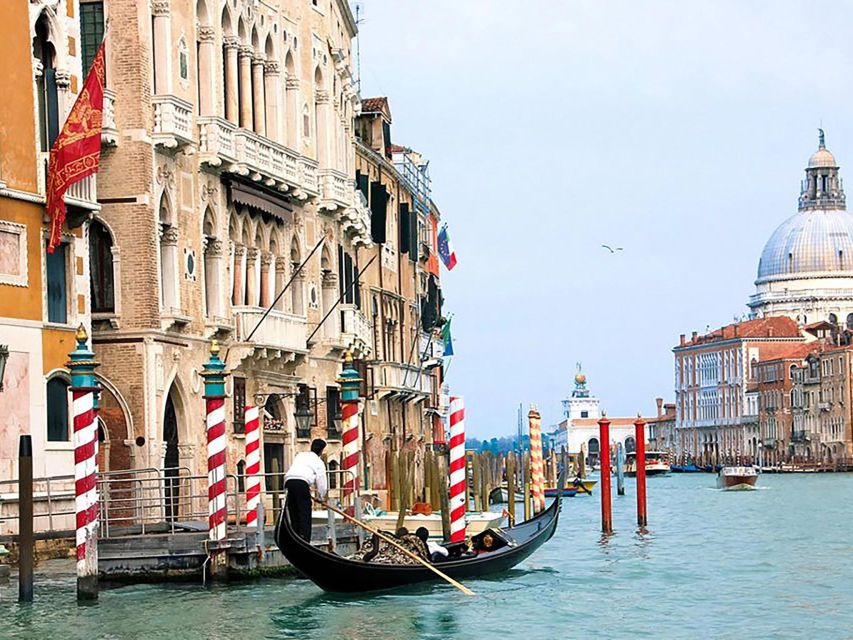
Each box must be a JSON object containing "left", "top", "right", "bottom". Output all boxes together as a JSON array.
[
  {"left": 283, "top": 438, "right": 327, "bottom": 541},
  {"left": 415, "top": 527, "right": 450, "bottom": 563}
]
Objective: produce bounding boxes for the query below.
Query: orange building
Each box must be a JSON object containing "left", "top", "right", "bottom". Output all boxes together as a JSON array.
[{"left": 0, "top": 0, "right": 102, "bottom": 527}]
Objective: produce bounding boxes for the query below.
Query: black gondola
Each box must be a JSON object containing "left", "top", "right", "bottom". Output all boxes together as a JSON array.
[{"left": 274, "top": 470, "right": 564, "bottom": 594}]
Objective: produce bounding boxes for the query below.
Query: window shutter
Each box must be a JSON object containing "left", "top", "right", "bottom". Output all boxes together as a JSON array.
[
  {"left": 344, "top": 252, "right": 354, "bottom": 304},
  {"left": 409, "top": 211, "right": 419, "bottom": 263},
  {"left": 46, "top": 378, "right": 69, "bottom": 442},
  {"left": 369, "top": 181, "right": 387, "bottom": 244},
  {"left": 46, "top": 242, "right": 67, "bottom": 323},
  {"left": 233, "top": 378, "right": 246, "bottom": 434},
  {"left": 399, "top": 202, "right": 410, "bottom": 254},
  {"left": 45, "top": 69, "right": 60, "bottom": 148},
  {"left": 356, "top": 171, "right": 369, "bottom": 200}
]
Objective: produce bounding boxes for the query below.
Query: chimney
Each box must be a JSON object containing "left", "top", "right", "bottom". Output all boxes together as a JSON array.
[
  {"left": 734, "top": 325, "right": 739, "bottom": 338},
  {"left": 656, "top": 397, "right": 663, "bottom": 417},
  {"left": 691, "top": 331, "right": 698, "bottom": 341},
  {"left": 680, "top": 334, "right": 686, "bottom": 346}
]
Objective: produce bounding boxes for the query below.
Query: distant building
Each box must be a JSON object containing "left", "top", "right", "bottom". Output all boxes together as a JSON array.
[
  {"left": 673, "top": 316, "right": 810, "bottom": 463},
  {"left": 553, "top": 369, "right": 646, "bottom": 464},
  {"left": 646, "top": 398, "right": 676, "bottom": 452},
  {"left": 750, "top": 132, "right": 853, "bottom": 324}
]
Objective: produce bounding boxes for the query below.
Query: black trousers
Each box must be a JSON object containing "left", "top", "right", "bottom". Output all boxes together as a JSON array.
[{"left": 285, "top": 479, "right": 312, "bottom": 542}]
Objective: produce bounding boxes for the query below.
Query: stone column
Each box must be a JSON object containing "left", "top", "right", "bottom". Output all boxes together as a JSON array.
[
  {"left": 204, "top": 238, "right": 224, "bottom": 318},
  {"left": 197, "top": 26, "right": 216, "bottom": 116},
  {"left": 245, "top": 248, "right": 259, "bottom": 307},
  {"left": 321, "top": 271, "right": 338, "bottom": 338},
  {"left": 223, "top": 38, "right": 240, "bottom": 123},
  {"left": 232, "top": 244, "right": 245, "bottom": 306},
  {"left": 291, "top": 264, "right": 304, "bottom": 315},
  {"left": 152, "top": 2, "right": 172, "bottom": 95},
  {"left": 159, "top": 226, "right": 180, "bottom": 313},
  {"left": 314, "top": 89, "right": 330, "bottom": 168},
  {"left": 264, "top": 61, "right": 280, "bottom": 141},
  {"left": 275, "top": 259, "right": 287, "bottom": 312},
  {"left": 252, "top": 56, "right": 266, "bottom": 136},
  {"left": 259, "top": 252, "right": 273, "bottom": 308},
  {"left": 238, "top": 46, "right": 254, "bottom": 130},
  {"left": 285, "top": 76, "right": 299, "bottom": 149}
]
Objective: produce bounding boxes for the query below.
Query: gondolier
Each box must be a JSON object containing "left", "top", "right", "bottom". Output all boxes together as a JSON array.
[{"left": 284, "top": 439, "right": 328, "bottom": 541}]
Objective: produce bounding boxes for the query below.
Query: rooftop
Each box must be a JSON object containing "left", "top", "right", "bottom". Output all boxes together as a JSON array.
[
  {"left": 360, "top": 96, "right": 392, "bottom": 121},
  {"left": 677, "top": 316, "right": 801, "bottom": 348}
]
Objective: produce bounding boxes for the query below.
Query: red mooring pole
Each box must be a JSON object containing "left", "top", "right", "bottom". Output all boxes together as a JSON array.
[
  {"left": 635, "top": 417, "right": 647, "bottom": 527},
  {"left": 598, "top": 416, "right": 612, "bottom": 534}
]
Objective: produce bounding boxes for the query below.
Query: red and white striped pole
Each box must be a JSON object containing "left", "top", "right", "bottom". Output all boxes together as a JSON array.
[
  {"left": 448, "top": 396, "right": 467, "bottom": 542},
  {"left": 202, "top": 342, "right": 229, "bottom": 552},
  {"left": 244, "top": 405, "right": 261, "bottom": 528},
  {"left": 529, "top": 405, "right": 545, "bottom": 513},
  {"left": 67, "top": 325, "right": 100, "bottom": 600},
  {"left": 338, "top": 352, "right": 363, "bottom": 501}
]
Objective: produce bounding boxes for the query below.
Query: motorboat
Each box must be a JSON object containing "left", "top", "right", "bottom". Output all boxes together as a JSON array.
[
  {"left": 625, "top": 451, "right": 671, "bottom": 476},
  {"left": 716, "top": 465, "right": 758, "bottom": 491}
]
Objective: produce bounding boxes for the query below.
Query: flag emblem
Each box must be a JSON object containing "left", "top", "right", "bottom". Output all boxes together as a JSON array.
[{"left": 437, "top": 225, "right": 457, "bottom": 271}]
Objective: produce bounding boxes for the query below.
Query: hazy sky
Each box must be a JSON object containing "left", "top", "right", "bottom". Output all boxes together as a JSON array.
[{"left": 356, "top": 1, "right": 853, "bottom": 438}]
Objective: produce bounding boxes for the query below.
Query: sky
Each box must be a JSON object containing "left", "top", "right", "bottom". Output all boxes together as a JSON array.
[{"left": 355, "top": 0, "right": 853, "bottom": 439}]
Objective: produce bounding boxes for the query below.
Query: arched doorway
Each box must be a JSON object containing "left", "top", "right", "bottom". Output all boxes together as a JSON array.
[
  {"left": 587, "top": 437, "right": 600, "bottom": 466},
  {"left": 164, "top": 391, "right": 180, "bottom": 521}
]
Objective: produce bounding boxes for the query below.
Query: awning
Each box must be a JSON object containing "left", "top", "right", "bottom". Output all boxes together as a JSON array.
[{"left": 228, "top": 181, "right": 293, "bottom": 224}]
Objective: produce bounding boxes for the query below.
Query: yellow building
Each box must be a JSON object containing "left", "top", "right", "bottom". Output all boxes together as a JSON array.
[{"left": 0, "top": 0, "right": 101, "bottom": 526}]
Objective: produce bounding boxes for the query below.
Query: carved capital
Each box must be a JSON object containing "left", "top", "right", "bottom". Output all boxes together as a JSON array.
[
  {"left": 54, "top": 69, "right": 71, "bottom": 89},
  {"left": 260, "top": 252, "right": 274, "bottom": 267},
  {"left": 315, "top": 89, "right": 330, "bottom": 105},
  {"left": 206, "top": 238, "right": 224, "bottom": 257},
  {"left": 264, "top": 61, "right": 280, "bottom": 75},
  {"left": 286, "top": 76, "right": 300, "bottom": 90},
  {"left": 239, "top": 46, "right": 254, "bottom": 59},
  {"left": 160, "top": 226, "right": 179, "bottom": 245},
  {"left": 246, "top": 247, "right": 259, "bottom": 261},
  {"left": 223, "top": 36, "right": 241, "bottom": 51},
  {"left": 322, "top": 271, "right": 338, "bottom": 287},
  {"left": 252, "top": 55, "right": 267, "bottom": 68},
  {"left": 151, "top": 0, "right": 170, "bottom": 17},
  {"left": 275, "top": 259, "right": 288, "bottom": 273},
  {"left": 232, "top": 243, "right": 246, "bottom": 258},
  {"left": 197, "top": 25, "right": 216, "bottom": 43}
]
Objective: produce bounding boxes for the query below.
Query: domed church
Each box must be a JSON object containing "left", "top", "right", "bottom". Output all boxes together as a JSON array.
[{"left": 749, "top": 131, "right": 853, "bottom": 326}]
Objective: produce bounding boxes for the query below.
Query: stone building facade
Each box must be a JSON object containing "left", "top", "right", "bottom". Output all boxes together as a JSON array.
[
  {"left": 673, "top": 317, "right": 809, "bottom": 463},
  {"left": 0, "top": 0, "right": 451, "bottom": 529}
]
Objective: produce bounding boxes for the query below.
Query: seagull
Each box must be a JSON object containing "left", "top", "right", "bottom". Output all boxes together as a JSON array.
[{"left": 601, "top": 244, "right": 623, "bottom": 253}]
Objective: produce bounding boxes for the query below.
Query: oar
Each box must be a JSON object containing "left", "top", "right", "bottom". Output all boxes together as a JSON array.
[{"left": 312, "top": 497, "right": 475, "bottom": 596}]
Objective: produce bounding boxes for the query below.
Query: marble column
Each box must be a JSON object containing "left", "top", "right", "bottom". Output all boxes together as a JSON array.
[
  {"left": 245, "top": 248, "right": 259, "bottom": 307},
  {"left": 252, "top": 56, "right": 266, "bottom": 136},
  {"left": 259, "top": 252, "right": 272, "bottom": 308},
  {"left": 152, "top": 2, "right": 172, "bottom": 95},
  {"left": 232, "top": 244, "right": 245, "bottom": 306},
  {"left": 223, "top": 38, "right": 240, "bottom": 123},
  {"left": 264, "top": 62, "right": 280, "bottom": 141},
  {"left": 238, "top": 46, "right": 254, "bottom": 130},
  {"left": 197, "top": 26, "right": 216, "bottom": 116},
  {"left": 275, "top": 259, "right": 287, "bottom": 312}
]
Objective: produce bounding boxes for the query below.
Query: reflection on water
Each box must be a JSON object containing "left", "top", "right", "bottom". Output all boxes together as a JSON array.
[{"left": 2, "top": 474, "right": 853, "bottom": 639}]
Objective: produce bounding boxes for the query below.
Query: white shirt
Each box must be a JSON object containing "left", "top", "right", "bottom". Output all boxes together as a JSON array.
[
  {"left": 284, "top": 451, "right": 328, "bottom": 499},
  {"left": 427, "top": 540, "right": 449, "bottom": 557}
]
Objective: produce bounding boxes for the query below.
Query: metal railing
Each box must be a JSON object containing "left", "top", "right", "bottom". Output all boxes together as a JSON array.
[{"left": 1, "top": 466, "right": 361, "bottom": 540}]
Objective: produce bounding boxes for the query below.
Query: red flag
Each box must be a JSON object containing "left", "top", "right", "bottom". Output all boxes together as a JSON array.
[{"left": 46, "top": 42, "right": 106, "bottom": 253}]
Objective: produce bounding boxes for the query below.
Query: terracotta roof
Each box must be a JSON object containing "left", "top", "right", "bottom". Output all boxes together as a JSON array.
[
  {"left": 387, "top": 143, "right": 410, "bottom": 154},
  {"left": 360, "top": 96, "right": 391, "bottom": 120},
  {"left": 678, "top": 316, "right": 801, "bottom": 348},
  {"left": 804, "top": 320, "right": 834, "bottom": 331},
  {"left": 755, "top": 342, "right": 816, "bottom": 363},
  {"left": 571, "top": 418, "right": 638, "bottom": 427}
]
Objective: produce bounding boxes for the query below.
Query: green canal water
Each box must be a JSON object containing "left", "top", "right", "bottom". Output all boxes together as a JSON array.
[{"left": 2, "top": 473, "right": 852, "bottom": 640}]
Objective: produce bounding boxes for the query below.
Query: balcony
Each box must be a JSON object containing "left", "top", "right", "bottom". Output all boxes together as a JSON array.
[
  {"left": 318, "top": 169, "right": 352, "bottom": 212},
  {"left": 340, "top": 305, "right": 372, "bottom": 354},
  {"left": 152, "top": 95, "right": 194, "bottom": 149},
  {"left": 65, "top": 174, "right": 100, "bottom": 211},
  {"left": 374, "top": 362, "right": 432, "bottom": 399},
  {"left": 197, "top": 116, "right": 319, "bottom": 199},
  {"left": 102, "top": 89, "right": 118, "bottom": 146},
  {"left": 232, "top": 306, "right": 308, "bottom": 356},
  {"left": 340, "top": 190, "right": 373, "bottom": 247}
]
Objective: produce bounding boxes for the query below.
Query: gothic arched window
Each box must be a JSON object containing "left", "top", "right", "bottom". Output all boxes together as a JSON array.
[{"left": 89, "top": 220, "right": 115, "bottom": 313}]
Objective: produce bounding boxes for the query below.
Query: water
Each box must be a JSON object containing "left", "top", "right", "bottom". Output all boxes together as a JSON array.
[{"left": 2, "top": 473, "right": 852, "bottom": 640}]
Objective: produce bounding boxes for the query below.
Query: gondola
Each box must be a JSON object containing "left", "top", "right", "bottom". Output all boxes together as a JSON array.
[{"left": 274, "top": 470, "right": 564, "bottom": 594}]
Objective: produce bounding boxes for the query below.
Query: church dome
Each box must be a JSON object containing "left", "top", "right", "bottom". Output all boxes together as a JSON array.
[
  {"left": 756, "top": 209, "right": 853, "bottom": 281},
  {"left": 809, "top": 147, "right": 837, "bottom": 169}
]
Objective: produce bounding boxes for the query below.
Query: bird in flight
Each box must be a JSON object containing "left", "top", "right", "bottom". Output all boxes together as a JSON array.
[{"left": 601, "top": 244, "right": 623, "bottom": 253}]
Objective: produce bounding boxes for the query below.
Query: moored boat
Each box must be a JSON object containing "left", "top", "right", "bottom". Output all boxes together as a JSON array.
[
  {"left": 716, "top": 465, "right": 758, "bottom": 491},
  {"left": 275, "top": 472, "right": 565, "bottom": 593},
  {"left": 543, "top": 486, "right": 578, "bottom": 498},
  {"left": 625, "top": 451, "right": 671, "bottom": 476}
]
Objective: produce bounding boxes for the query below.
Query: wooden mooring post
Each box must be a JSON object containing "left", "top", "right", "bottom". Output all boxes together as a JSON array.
[
  {"left": 506, "top": 452, "right": 517, "bottom": 526},
  {"left": 18, "top": 435, "right": 33, "bottom": 603},
  {"left": 522, "top": 451, "right": 531, "bottom": 522},
  {"left": 616, "top": 442, "right": 625, "bottom": 496},
  {"left": 635, "top": 417, "right": 648, "bottom": 527},
  {"left": 598, "top": 415, "right": 613, "bottom": 534}
]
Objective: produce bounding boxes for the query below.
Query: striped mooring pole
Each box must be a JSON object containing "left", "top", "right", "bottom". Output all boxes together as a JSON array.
[
  {"left": 67, "top": 324, "right": 101, "bottom": 601},
  {"left": 338, "top": 351, "right": 363, "bottom": 500},
  {"left": 448, "top": 396, "right": 466, "bottom": 542},
  {"left": 528, "top": 405, "right": 545, "bottom": 513},
  {"left": 244, "top": 405, "right": 261, "bottom": 528},
  {"left": 201, "top": 341, "right": 229, "bottom": 558}
]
